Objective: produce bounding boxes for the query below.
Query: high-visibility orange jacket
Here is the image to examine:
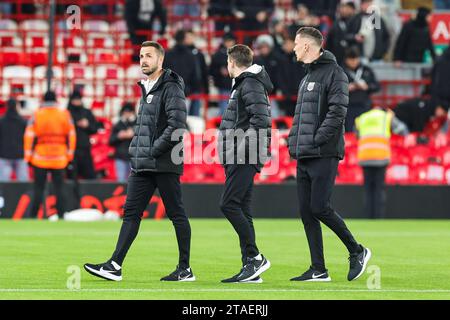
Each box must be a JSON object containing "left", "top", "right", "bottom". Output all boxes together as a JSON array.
[{"left": 24, "top": 105, "right": 76, "bottom": 169}]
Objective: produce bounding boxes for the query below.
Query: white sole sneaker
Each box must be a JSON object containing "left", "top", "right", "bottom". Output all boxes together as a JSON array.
[
  {"left": 304, "top": 277, "right": 332, "bottom": 282},
  {"left": 353, "top": 248, "right": 372, "bottom": 281},
  {"left": 178, "top": 276, "right": 196, "bottom": 282},
  {"left": 84, "top": 265, "right": 122, "bottom": 281},
  {"left": 240, "top": 277, "right": 263, "bottom": 284}
]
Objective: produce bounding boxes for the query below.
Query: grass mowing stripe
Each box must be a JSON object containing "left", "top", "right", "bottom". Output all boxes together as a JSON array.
[{"left": 1, "top": 289, "right": 450, "bottom": 293}]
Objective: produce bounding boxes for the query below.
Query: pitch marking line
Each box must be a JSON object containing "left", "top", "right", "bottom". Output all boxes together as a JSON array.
[{"left": 1, "top": 289, "right": 450, "bottom": 293}]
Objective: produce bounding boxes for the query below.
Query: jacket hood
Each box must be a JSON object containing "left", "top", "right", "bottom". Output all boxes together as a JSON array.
[
  {"left": 313, "top": 49, "right": 337, "bottom": 65},
  {"left": 234, "top": 64, "right": 274, "bottom": 94},
  {"left": 302, "top": 49, "right": 337, "bottom": 72}
]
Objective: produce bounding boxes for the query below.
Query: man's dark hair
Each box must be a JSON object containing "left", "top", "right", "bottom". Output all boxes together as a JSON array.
[
  {"left": 342, "top": 2, "right": 356, "bottom": 10},
  {"left": 174, "top": 30, "right": 186, "bottom": 44},
  {"left": 227, "top": 44, "right": 253, "bottom": 68},
  {"left": 345, "top": 46, "right": 361, "bottom": 59},
  {"left": 141, "top": 41, "right": 165, "bottom": 56},
  {"left": 296, "top": 27, "right": 323, "bottom": 47}
]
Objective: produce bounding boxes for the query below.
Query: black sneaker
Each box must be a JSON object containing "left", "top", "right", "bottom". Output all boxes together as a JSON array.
[
  {"left": 290, "top": 267, "right": 331, "bottom": 282},
  {"left": 348, "top": 245, "right": 372, "bottom": 281},
  {"left": 84, "top": 260, "right": 122, "bottom": 281},
  {"left": 160, "top": 266, "right": 196, "bottom": 282},
  {"left": 222, "top": 254, "right": 270, "bottom": 283}
]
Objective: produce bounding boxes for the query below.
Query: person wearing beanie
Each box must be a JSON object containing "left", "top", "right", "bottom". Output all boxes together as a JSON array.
[
  {"left": 24, "top": 91, "right": 76, "bottom": 220},
  {"left": 209, "top": 32, "right": 236, "bottom": 115},
  {"left": 67, "top": 90, "right": 99, "bottom": 180},
  {"left": 109, "top": 103, "right": 137, "bottom": 182},
  {"left": 0, "top": 98, "right": 28, "bottom": 182},
  {"left": 394, "top": 6, "right": 435, "bottom": 63}
]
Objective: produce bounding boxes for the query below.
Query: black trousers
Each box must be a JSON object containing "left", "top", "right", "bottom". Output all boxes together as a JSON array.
[
  {"left": 362, "top": 166, "right": 387, "bottom": 219},
  {"left": 220, "top": 164, "right": 259, "bottom": 264},
  {"left": 297, "top": 157, "right": 359, "bottom": 272},
  {"left": 30, "top": 167, "right": 66, "bottom": 218},
  {"left": 74, "top": 147, "right": 96, "bottom": 180},
  {"left": 111, "top": 171, "right": 191, "bottom": 268}
]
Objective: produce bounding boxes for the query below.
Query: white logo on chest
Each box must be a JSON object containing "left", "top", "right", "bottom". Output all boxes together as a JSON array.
[
  {"left": 307, "top": 82, "right": 315, "bottom": 91},
  {"left": 146, "top": 95, "right": 153, "bottom": 104}
]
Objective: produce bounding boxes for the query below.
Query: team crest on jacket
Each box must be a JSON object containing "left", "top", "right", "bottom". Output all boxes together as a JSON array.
[
  {"left": 146, "top": 95, "right": 153, "bottom": 103},
  {"left": 307, "top": 82, "right": 315, "bottom": 91}
]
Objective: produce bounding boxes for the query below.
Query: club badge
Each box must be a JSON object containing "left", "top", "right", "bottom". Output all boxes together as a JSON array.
[
  {"left": 146, "top": 95, "right": 153, "bottom": 104},
  {"left": 307, "top": 82, "right": 315, "bottom": 91}
]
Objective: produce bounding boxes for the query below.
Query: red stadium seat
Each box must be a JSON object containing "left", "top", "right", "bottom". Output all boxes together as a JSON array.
[{"left": 386, "top": 164, "right": 410, "bottom": 184}]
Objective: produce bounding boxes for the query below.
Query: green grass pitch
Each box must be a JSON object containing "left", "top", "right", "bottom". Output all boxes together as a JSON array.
[{"left": 0, "top": 219, "right": 450, "bottom": 300}]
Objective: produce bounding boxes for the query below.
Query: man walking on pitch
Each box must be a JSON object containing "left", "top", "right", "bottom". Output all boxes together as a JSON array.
[
  {"left": 218, "top": 44, "right": 272, "bottom": 283},
  {"left": 288, "top": 27, "right": 371, "bottom": 282},
  {"left": 84, "top": 41, "right": 194, "bottom": 282}
]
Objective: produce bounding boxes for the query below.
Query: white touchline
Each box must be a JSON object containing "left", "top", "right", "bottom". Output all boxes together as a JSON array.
[{"left": 0, "top": 289, "right": 450, "bottom": 293}]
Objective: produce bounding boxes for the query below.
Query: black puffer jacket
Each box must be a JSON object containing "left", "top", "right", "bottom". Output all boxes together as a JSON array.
[
  {"left": 129, "top": 69, "right": 187, "bottom": 174},
  {"left": 218, "top": 64, "right": 273, "bottom": 169},
  {"left": 288, "top": 50, "right": 348, "bottom": 160}
]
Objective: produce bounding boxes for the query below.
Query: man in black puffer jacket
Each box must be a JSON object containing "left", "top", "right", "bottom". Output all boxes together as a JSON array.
[
  {"left": 84, "top": 41, "right": 195, "bottom": 283},
  {"left": 288, "top": 27, "right": 371, "bottom": 283},
  {"left": 218, "top": 44, "right": 272, "bottom": 283}
]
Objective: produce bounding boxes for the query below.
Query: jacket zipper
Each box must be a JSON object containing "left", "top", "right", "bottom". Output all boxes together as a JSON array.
[
  {"left": 316, "top": 84, "right": 322, "bottom": 156},
  {"left": 296, "top": 74, "right": 310, "bottom": 157},
  {"left": 135, "top": 82, "right": 147, "bottom": 171}
]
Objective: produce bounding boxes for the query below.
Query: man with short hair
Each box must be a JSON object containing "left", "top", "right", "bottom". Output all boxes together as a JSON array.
[
  {"left": 288, "top": 27, "right": 371, "bottom": 282},
  {"left": 84, "top": 41, "right": 194, "bottom": 282},
  {"left": 218, "top": 44, "right": 273, "bottom": 283}
]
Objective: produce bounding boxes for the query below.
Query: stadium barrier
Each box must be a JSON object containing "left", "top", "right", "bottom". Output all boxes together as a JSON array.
[{"left": 1, "top": 182, "right": 449, "bottom": 219}]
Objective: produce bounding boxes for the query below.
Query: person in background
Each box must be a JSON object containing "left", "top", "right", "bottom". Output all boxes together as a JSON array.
[
  {"left": 24, "top": 91, "right": 76, "bottom": 220},
  {"left": 347, "top": 0, "right": 390, "bottom": 62},
  {"left": 394, "top": 7, "right": 435, "bottom": 64},
  {"left": 124, "top": 0, "right": 167, "bottom": 43},
  {"left": 279, "top": 35, "right": 306, "bottom": 116},
  {"left": 232, "top": 0, "right": 274, "bottom": 44},
  {"left": 254, "top": 34, "right": 287, "bottom": 117},
  {"left": 67, "top": 90, "right": 99, "bottom": 180},
  {"left": 326, "top": 2, "right": 357, "bottom": 66},
  {"left": 109, "top": 103, "right": 136, "bottom": 183},
  {"left": 343, "top": 47, "right": 381, "bottom": 132},
  {"left": 355, "top": 106, "right": 409, "bottom": 219},
  {"left": 288, "top": 4, "right": 322, "bottom": 36},
  {"left": 430, "top": 44, "right": 450, "bottom": 114},
  {"left": 209, "top": 32, "right": 236, "bottom": 115},
  {"left": 208, "top": 0, "right": 234, "bottom": 32},
  {"left": 0, "top": 98, "right": 28, "bottom": 182},
  {"left": 164, "top": 30, "right": 199, "bottom": 99},
  {"left": 184, "top": 30, "right": 209, "bottom": 117}
]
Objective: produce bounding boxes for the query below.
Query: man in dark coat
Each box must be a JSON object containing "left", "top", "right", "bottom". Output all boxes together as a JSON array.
[
  {"left": 343, "top": 47, "right": 381, "bottom": 132},
  {"left": 430, "top": 44, "right": 450, "bottom": 112},
  {"left": 109, "top": 103, "right": 136, "bottom": 182},
  {"left": 68, "top": 90, "right": 99, "bottom": 180},
  {"left": 347, "top": 0, "right": 390, "bottom": 61},
  {"left": 394, "top": 7, "right": 435, "bottom": 63},
  {"left": 84, "top": 41, "right": 194, "bottom": 282},
  {"left": 0, "top": 98, "right": 28, "bottom": 181},
  {"left": 163, "top": 30, "right": 200, "bottom": 98},
  {"left": 288, "top": 27, "right": 371, "bottom": 282},
  {"left": 218, "top": 44, "right": 272, "bottom": 283},
  {"left": 325, "top": 1, "right": 356, "bottom": 66},
  {"left": 209, "top": 32, "right": 236, "bottom": 115}
]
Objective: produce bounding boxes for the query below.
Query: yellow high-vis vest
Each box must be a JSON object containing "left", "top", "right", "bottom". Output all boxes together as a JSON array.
[{"left": 355, "top": 109, "right": 392, "bottom": 166}]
